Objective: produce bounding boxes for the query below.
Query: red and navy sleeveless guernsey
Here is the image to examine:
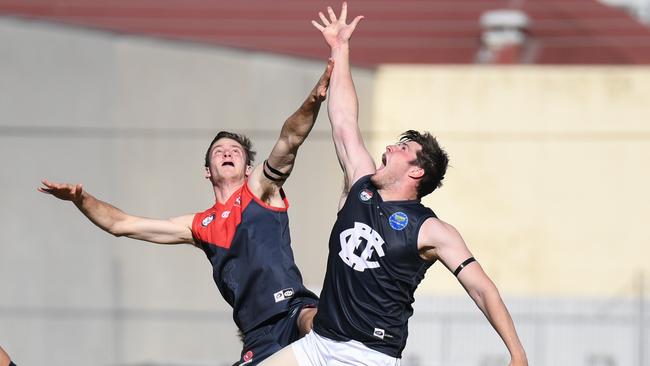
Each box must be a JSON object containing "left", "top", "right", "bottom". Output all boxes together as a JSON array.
[
  {"left": 192, "top": 182, "right": 317, "bottom": 333},
  {"left": 313, "top": 175, "right": 437, "bottom": 358}
]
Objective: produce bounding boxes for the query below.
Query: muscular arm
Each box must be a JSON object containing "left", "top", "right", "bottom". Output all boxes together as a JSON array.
[
  {"left": 419, "top": 219, "right": 528, "bottom": 366},
  {"left": 458, "top": 265, "right": 528, "bottom": 366},
  {"left": 247, "top": 60, "right": 332, "bottom": 201},
  {"left": 313, "top": 3, "right": 375, "bottom": 205},
  {"left": 39, "top": 179, "right": 194, "bottom": 245}
]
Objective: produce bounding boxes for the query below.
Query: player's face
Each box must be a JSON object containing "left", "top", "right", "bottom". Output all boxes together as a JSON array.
[
  {"left": 375, "top": 140, "right": 422, "bottom": 182},
  {"left": 207, "top": 138, "right": 248, "bottom": 182}
]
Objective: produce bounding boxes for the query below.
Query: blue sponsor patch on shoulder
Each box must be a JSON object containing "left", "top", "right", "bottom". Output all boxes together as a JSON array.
[{"left": 388, "top": 212, "right": 408, "bottom": 230}]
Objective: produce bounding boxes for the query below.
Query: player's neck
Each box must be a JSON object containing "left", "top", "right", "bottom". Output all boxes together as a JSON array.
[
  {"left": 212, "top": 179, "right": 245, "bottom": 204},
  {"left": 377, "top": 183, "right": 418, "bottom": 202}
]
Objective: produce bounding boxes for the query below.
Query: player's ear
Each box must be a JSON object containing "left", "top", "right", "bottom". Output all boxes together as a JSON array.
[
  {"left": 408, "top": 166, "right": 424, "bottom": 179},
  {"left": 245, "top": 165, "right": 253, "bottom": 177},
  {"left": 204, "top": 166, "right": 211, "bottom": 179}
]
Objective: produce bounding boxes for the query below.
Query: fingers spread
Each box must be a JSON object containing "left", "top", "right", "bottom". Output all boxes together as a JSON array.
[
  {"left": 319, "top": 12, "right": 330, "bottom": 26},
  {"left": 350, "top": 15, "right": 365, "bottom": 30},
  {"left": 327, "top": 6, "right": 337, "bottom": 22},
  {"left": 340, "top": 2, "right": 348, "bottom": 23},
  {"left": 311, "top": 20, "right": 325, "bottom": 32}
]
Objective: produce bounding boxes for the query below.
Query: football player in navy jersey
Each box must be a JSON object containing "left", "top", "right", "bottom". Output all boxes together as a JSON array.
[
  {"left": 38, "top": 61, "right": 333, "bottom": 365},
  {"left": 261, "top": 3, "right": 527, "bottom": 366}
]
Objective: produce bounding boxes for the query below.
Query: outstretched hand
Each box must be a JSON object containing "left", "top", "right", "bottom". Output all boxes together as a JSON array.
[
  {"left": 38, "top": 179, "right": 83, "bottom": 203},
  {"left": 312, "top": 2, "right": 364, "bottom": 49}
]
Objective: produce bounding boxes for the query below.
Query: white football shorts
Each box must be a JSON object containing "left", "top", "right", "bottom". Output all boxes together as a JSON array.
[{"left": 291, "top": 330, "right": 401, "bottom": 366}]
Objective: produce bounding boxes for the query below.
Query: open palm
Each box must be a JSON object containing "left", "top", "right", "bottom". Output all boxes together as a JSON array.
[
  {"left": 312, "top": 2, "right": 364, "bottom": 48},
  {"left": 38, "top": 179, "right": 83, "bottom": 203}
]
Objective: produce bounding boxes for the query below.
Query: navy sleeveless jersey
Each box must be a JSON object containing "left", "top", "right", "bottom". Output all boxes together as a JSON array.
[
  {"left": 313, "top": 175, "right": 436, "bottom": 357},
  {"left": 192, "top": 182, "right": 317, "bottom": 333}
]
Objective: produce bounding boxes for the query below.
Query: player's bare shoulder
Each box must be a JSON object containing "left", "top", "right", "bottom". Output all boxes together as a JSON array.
[
  {"left": 417, "top": 217, "right": 464, "bottom": 260},
  {"left": 246, "top": 162, "right": 287, "bottom": 207}
]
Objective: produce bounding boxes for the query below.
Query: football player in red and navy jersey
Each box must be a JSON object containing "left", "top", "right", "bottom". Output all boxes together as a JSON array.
[{"left": 39, "top": 60, "right": 333, "bottom": 365}]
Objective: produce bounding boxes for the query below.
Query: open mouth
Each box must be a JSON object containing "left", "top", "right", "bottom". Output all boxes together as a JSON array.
[
  {"left": 381, "top": 154, "right": 386, "bottom": 165},
  {"left": 221, "top": 162, "right": 235, "bottom": 167}
]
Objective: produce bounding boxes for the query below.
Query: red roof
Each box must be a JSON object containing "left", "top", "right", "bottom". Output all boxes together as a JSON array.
[{"left": 2, "top": 0, "right": 650, "bottom": 65}]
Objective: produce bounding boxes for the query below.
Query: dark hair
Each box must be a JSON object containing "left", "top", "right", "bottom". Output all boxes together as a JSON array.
[
  {"left": 400, "top": 130, "right": 449, "bottom": 198},
  {"left": 204, "top": 131, "right": 256, "bottom": 168}
]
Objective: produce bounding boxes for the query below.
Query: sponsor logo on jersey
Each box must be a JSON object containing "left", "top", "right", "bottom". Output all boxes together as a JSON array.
[
  {"left": 359, "top": 188, "right": 373, "bottom": 203},
  {"left": 373, "top": 328, "right": 385, "bottom": 339},
  {"left": 273, "top": 287, "right": 294, "bottom": 303},
  {"left": 241, "top": 350, "right": 254, "bottom": 365},
  {"left": 389, "top": 211, "right": 408, "bottom": 230},
  {"left": 221, "top": 210, "right": 230, "bottom": 218},
  {"left": 339, "top": 222, "right": 386, "bottom": 272},
  {"left": 201, "top": 213, "right": 215, "bottom": 227}
]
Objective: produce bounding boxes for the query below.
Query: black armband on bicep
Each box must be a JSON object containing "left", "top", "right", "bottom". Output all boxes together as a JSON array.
[
  {"left": 263, "top": 160, "right": 289, "bottom": 183},
  {"left": 453, "top": 257, "right": 476, "bottom": 277}
]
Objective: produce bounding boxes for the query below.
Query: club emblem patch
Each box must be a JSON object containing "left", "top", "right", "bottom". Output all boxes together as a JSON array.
[
  {"left": 201, "top": 213, "right": 215, "bottom": 227},
  {"left": 359, "top": 189, "right": 373, "bottom": 203},
  {"left": 388, "top": 212, "right": 408, "bottom": 230},
  {"left": 339, "top": 222, "right": 386, "bottom": 272},
  {"left": 221, "top": 210, "right": 230, "bottom": 218}
]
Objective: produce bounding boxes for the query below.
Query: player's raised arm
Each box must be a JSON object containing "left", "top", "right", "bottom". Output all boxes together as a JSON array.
[
  {"left": 39, "top": 179, "right": 194, "bottom": 245},
  {"left": 248, "top": 60, "right": 332, "bottom": 197},
  {"left": 312, "top": 2, "right": 375, "bottom": 199},
  {"left": 419, "top": 218, "right": 528, "bottom": 366}
]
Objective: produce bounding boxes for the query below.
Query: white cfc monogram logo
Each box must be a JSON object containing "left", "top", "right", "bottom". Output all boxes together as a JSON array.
[{"left": 338, "top": 222, "right": 386, "bottom": 272}]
